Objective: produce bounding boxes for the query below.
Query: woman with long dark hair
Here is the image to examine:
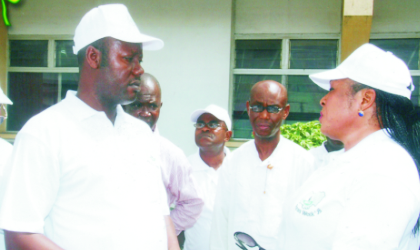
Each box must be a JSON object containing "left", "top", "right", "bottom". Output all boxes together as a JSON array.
[{"left": 281, "top": 43, "right": 420, "bottom": 250}]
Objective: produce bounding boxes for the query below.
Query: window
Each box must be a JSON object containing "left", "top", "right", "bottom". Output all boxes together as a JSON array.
[
  {"left": 232, "top": 38, "right": 338, "bottom": 139},
  {"left": 7, "top": 38, "right": 79, "bottom": 131}
]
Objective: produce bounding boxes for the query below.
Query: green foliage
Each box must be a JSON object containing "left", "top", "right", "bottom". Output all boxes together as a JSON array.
[{"left": 281, "top": 121, "right": 326, "bottom": 150}]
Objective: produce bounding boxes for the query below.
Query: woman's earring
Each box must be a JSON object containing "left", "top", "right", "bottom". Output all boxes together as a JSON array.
[{"left": 358, "top": 110, "right": 364, "bottom": 117}]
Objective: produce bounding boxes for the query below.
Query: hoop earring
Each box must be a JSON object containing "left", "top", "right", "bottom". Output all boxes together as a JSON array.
[{"left": 358, "top": 110, "right": 364, "bottom": 117}]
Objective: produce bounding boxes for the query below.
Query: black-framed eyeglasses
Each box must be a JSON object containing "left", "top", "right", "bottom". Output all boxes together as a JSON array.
[
  {"left": 250, "top": 104, "right": 283, "bottom": 114},
  {"left": 194, "top": 121, "right": 222, "bottom": 129},
  {"left": 0, "top": 104, "right": 8, "bottom": 125}
]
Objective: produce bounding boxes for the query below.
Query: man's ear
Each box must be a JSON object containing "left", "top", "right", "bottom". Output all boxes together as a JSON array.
[
  {"left": 246, "top": 101, "right": 250, "bottom": 116},
  {"left": 86, "top": 46, "right": 101, "bottom": 69},
  {"left": 224, "top": 130, "right": 233, "bottom": 142},
  {"left": 160, "top": 102, "right": 163, "bottom": 108},
  {"left": 282, "top": 104, "right": 290, "bottom": 120}
]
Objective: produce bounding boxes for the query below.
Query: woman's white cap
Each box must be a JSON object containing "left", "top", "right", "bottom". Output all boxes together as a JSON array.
[
  {"left": 309, "top": 43, "right": 414, "bottom": 99},
  {"left": 73, "top": 4, "right": 164, "bottom": 54},
  {"left": 0, "top": 87, "right": 12, "bottom": 105},
  {"left": 191, "top": 104, "right": 232, "bottom": 131}
]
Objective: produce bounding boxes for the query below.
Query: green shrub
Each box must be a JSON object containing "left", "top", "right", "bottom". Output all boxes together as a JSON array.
[{"left": 281, "top": 121, "right": 326, "bottom": 150}]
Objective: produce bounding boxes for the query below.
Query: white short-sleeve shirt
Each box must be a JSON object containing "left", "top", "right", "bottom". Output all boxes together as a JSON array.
[
  {"left": 281, "top": 129, "right": 420, "bottom": 250},
  {"left": 184, "top": 148, "right": 230, "bottom": 250},
  {"left": 210, "top": 137, "right": 315, "bottom": 250},
  {"left": 0, "top": 91, "right": 169, "bottom": 250},
  {"left": 0, "top": 138, "right": 12, "bottom": 250}
]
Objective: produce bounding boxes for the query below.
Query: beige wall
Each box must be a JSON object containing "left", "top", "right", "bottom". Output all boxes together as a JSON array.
[
  {"left": 235, "top": 0, "right": 342, "bottom": 34},
  {"left": 372, "top": 0, "right": 420, "bottom": 33},
  {"left": 235, "top": 0, "right": 420, "bottom": 35},
  {"left": 7, "top": 0, "right": 233, "bottom": 155},
  {"left": 4, "top": 0, "right": 420, "bottom": 154}
]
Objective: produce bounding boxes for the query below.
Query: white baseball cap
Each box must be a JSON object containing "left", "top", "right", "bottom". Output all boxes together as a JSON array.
[
  {"left": 73, "top": 4, "right": 164, "bottom": 54},
  {"left": 309, "top": 43, "right": 414, "bottom": 99},
  {"left": 191, "top": 104, "right": 232, "bottom": 131},
  {"left": 0, "top": 87, "right": 12, "bottom": 105}
]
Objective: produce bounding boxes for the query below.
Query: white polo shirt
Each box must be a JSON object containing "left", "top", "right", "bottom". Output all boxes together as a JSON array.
[
  {"left": 184, "top": 148, "right": 230, "bottom": 250},
  {"left": 0, "top": 138, "right": 12, "bottom": 250},
  {"left": 309, "top": 142, "right": 344, "bottom": 170},
  {"left": 0, "top": 91, "right": 168, "bottom": 250},
  {"left": 210, "top": 137, "right": 315, "bottom": 250},
  {"left": 281, "top": 129, "right": 420, "bottom": 250}
]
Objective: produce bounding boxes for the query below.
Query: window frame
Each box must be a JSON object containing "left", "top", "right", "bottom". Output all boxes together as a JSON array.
[
  {"left": 5, "top": 35, "right": 79, "bottom": 134},
  {"left": 228, "top": 32, "right": 420, "bottom": 145},
  {"left": 229, "top": 33, "right": 341, "bottom": 141}
]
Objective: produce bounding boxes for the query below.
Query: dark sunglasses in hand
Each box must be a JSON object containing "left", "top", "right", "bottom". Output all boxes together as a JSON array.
[
  {"left": 249, "top": 104, "right": 283, "bottom": 114},
  {"left": 234, "top": 232, "right": 266, "bottom": 250}
]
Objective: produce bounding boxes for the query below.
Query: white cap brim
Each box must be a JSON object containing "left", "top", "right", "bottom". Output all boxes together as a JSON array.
[
  {"left": 190, "top": 104, "right": 232, "bottom": 131},
  {"left": 309, "top": 68, "right": 347, "bottom": 91}
]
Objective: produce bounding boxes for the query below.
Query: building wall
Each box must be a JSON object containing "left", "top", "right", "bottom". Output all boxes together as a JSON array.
[
  {"left": 7, "top": 0, "right": 233, "bottom": 155},
  {"left": 4, "top": 0, "right": 420, "bottom": 154}
]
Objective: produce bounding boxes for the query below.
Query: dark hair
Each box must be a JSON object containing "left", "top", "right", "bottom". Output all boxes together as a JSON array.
[
  {"left": 76, "top": 38, "right": 109, "bottom": 68},
  {"left": 352, "top": 82, "right": 420, "bottom": 234}
]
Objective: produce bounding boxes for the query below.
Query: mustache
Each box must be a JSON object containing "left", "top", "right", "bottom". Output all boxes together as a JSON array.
[{"left": 197, "top": 132, "right": 215, "bottom": 139}]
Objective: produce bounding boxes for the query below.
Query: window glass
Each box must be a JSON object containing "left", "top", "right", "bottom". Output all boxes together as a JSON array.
[
  {"left": 412, "top": 76, "right": 419, "bottom": 106},
  {"left": 56, "top": 40, "right": 78, "bottom": 67},
  {"left": 370, "top": 39, "right": 420, "bottom": 70},
  {"left": 8, "top": 73, "right": 58, "bottom": 131},
  {"left": 289, "top": 39, "right": 338, "bottom": 69},
  {"left": 10, "top": 40, "right": 48, "bottom": 67},
  {"left": 61, "top": 73, "right": 79, "bottom": 98},
  {"left": 235, "top": 40, "right": 282, "bottom": 69},
  {"left": 232, "top": 75, "right": 283, "bottom": 139},
  {"left": 287, "top": 75, "right": 327, "bottom": 122}
]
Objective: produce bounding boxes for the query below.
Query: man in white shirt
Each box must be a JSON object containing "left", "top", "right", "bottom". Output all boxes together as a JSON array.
[
  {"left": 124, "top": 73, "right": 204, "bottom": 236},
  {"left": 0, "top": 4, "right": 179, "bottom": 250},
  {"left": 183, "top": 104, "right": 232, "bottom": 250},
  {"left": 0, "top": 87, "right": 13, "bottom": 250},
  {"left": 210, "top": 80, "right": 315, "bottom": 250}
]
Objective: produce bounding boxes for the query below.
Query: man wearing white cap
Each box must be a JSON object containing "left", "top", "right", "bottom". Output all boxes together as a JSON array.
[
  {"left": 211, "top": 81, "right": 315, "bottom": 250},
  {"left": 183, "top": 104, "right": 232, "bottom": 250},
  {"left": 0, "top": 4, "right": 179, "bottom": 250},
  {"left": 0, "top": 86, "right": 12, "bottom": 250},
  {"left": 281, "top": 43, "right": 420, "bottom": 250}
]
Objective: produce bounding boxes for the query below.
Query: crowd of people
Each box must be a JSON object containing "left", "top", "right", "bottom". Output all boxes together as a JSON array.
[{"left": 0, "top": 3, "right": 419, "bottom": 250}]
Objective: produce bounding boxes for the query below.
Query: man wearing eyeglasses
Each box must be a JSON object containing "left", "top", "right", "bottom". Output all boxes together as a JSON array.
[
  {"left": 184, "top": 104, "right": 232, "bottom": 250},
  {"left": 124, "top": 73, "right": 203, "bottom": 239},
  {"left": 210, "top": 80, "right": 315, "bottom": 250}
]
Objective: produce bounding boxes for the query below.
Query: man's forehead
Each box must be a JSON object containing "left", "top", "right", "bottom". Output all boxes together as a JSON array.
[
  {"left": 137, "top": 93, "right": 158, "bottom": 102},
  {"left": 197, "top": 113, "right": 220, "bottom": 121},
  {"left": 110, "top": 38, "right": 143, "bottom": 53}
]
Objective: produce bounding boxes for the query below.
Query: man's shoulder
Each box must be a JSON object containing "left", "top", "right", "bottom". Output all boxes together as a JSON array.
[
  {"left": 279, "top": 136, "right": 312, "bottom": 155},
  {"left": 156, "top": 135, "right": 184, "bottom": 154},
  {"left": 230, "top": 139, "right": 255, "bottom": 156},
  {"left": 19, "top": 100, "right": 69, "bottom": 135}
]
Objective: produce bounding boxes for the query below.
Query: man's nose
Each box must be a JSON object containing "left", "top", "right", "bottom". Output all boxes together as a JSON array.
[
  {"left": 138, "top": 107, "right": 151, "bottom": 117},
  {"left": 133, "top": 61, "right": 144, "bottom": 77},
  {"left": 201, "top": 125, "right": 211, "bottom": 132},
  {"left": 259, "top": 109, "right": 269, "bottom": 119}
]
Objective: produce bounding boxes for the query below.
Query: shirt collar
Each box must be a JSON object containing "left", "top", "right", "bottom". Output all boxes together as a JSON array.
[
  {"left": 196, "top": 147, "right": 230, "bottom": 171},
  {"left": 339, "top": 129, "right": 391, "bottom": 162},
  {"left": 64, "top": 90, "right": 126, "bottom": 126}
]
